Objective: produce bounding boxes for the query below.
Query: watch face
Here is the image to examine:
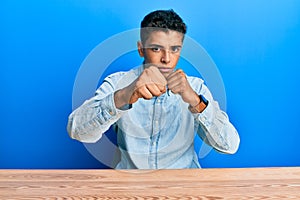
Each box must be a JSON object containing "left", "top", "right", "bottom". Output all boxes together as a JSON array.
[{"left": 200, "top": 95, "right": 209, "bottom": 105}]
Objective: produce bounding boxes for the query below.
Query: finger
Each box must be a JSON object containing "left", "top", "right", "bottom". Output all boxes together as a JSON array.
[
  {"left": 138, "top": 85, "right": 153, "bottom": 100},
  {"left": 167, "top": 69, "right": 186, "bottom": 82},
  {"left": 168, "top": 84, "right": 183, "bottom": 94},
  {"left": 167, "top": 72, "right": 187, "bottom": 89},
  {"left": 167, "top": 79, "right": 182, "bottom": 91},
  {"left": 129, "top": 91, "right": 140, "bottom": 104},
  {"left": 157, "top": 84, "right": 167, "bottom": 93},
  {"left": 146, "top": 83, "right": 163, "bottom": 97}
]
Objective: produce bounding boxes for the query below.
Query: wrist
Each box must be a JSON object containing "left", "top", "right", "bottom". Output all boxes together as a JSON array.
[
  {"left": 114, "top": 86, "right": 133, "bottom": 109},
  {"left": 189, "top": 92, "right": 201, "bottom": 107},
  {"left": 188, "top": 94, "right": 209, "bottom": 113}
]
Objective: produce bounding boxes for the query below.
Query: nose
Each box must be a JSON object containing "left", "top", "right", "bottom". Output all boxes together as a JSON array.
[{"left": 161, "top": 49, "right": 170, "bottom": 64}]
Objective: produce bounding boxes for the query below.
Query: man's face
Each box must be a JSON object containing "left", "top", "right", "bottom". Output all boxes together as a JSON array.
[{"left": 138, "top": 30, "right": 184, "bottom": 78}]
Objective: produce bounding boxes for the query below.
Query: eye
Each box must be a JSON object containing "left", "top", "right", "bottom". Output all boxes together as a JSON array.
[
  {"left": 171, "top": 46, "right": 181, "bottom": 53},
  {"left": 151, "top": 47, "right": 161, "bottom": 52}
]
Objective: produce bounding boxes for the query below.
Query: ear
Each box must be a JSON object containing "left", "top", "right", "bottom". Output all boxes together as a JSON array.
[{"left": 137, "top": 41, "right": 144, "bottom": 57}]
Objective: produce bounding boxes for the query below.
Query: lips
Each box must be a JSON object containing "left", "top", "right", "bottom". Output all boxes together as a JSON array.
[{"left": 158, "top": 67, "right": 173, "bottom": 73}]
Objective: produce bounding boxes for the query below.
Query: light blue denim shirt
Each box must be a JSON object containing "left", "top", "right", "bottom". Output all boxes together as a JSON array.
[{"left": 67, "top": 66, "right": 240, "bottom": 169}]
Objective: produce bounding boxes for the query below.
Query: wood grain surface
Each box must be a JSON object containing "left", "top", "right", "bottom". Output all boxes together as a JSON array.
[{"left": 0, "top": 167, "right": 300, "bottom": 199}]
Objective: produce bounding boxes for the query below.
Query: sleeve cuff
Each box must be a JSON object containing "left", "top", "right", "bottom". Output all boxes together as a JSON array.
[
  {"left": 105, "top": 93, "right": 132, "bottom": 117},
  {"left": 193, "top": 99, "right": 216, "bottom": 128}
]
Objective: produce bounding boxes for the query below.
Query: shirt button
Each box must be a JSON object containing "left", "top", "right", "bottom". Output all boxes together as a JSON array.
[
  {"left": 157, "top": 99, "right": 161, "bottom": 103},
  {"left": 201, "top": 116, "right": 206, "bottom": 121}
]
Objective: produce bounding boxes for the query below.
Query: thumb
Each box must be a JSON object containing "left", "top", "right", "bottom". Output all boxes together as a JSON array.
[{"left": 129, "top": 90, "right": 140, "bottom": 104}]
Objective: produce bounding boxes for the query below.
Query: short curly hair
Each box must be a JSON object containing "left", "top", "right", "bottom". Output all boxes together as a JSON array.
[{"left": 140, "top": 9, "right": 187, "bottom": 44}]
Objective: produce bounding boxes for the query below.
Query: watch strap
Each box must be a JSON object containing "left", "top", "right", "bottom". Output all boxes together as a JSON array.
[{"left": 188, "top": 94, "right": 209, "bottom": 113}]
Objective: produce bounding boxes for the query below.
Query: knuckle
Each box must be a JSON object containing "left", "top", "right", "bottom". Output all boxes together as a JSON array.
[
  {"left": 148, "top": 65, "right": 157, "bottom": 72},
  {"left": 144, "top": 68, "right": 150, "bottom": 75},
  {"left": 136, "top": 80, "right": 142, "bottom": 87}
]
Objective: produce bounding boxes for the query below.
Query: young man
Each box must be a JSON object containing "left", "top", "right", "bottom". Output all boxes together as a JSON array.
[{"left": 67, "top": 9, "right": 240, "bottom": 169}]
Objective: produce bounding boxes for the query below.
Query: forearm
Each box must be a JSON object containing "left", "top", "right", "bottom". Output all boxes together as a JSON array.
[
  {"left": 195, "top": 100, "right": 240, "bottom": 154},
  {"left": 114, "top": 81, "right": 136, "bottom": 109},
  {"left": 67, "top": 93, "right": 122, "bottom": 143}
]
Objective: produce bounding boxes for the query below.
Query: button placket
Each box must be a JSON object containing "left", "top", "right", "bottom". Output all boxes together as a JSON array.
[{"left": 149, "top": 97, "right": 163, "bottom": 169}]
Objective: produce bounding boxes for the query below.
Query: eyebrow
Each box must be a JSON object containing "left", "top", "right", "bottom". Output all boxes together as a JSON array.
[
  {"left": 145, "top": 44, "right": 182, "bottom": 48},
  {"left": 145, "top": 44, "right": 164, "bottom": 48}
]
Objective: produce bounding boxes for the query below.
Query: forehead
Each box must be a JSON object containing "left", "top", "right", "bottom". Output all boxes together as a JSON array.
[{"left": 144, "top": 30, "right": 184, "bottom": 47}]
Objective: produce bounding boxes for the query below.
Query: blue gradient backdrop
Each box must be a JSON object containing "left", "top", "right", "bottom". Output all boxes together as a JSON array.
[{"left": 1, "top": 0, "right": 299, "bottom": 169}]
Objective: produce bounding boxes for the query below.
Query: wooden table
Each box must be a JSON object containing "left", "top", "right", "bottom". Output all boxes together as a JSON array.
[{"left": 0, "top": 167, "right": 300, "bottom": 199}]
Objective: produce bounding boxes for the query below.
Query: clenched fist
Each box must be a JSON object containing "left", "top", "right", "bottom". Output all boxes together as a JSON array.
[
  {"left": 167, "top": 69, "right": 200, "bottom": 107},
  {"left": 114, "top": 66, "right": 167, "bottom": 108},
  {"left": 129, "top": 66, "right": 167, "bottom": 104}
]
